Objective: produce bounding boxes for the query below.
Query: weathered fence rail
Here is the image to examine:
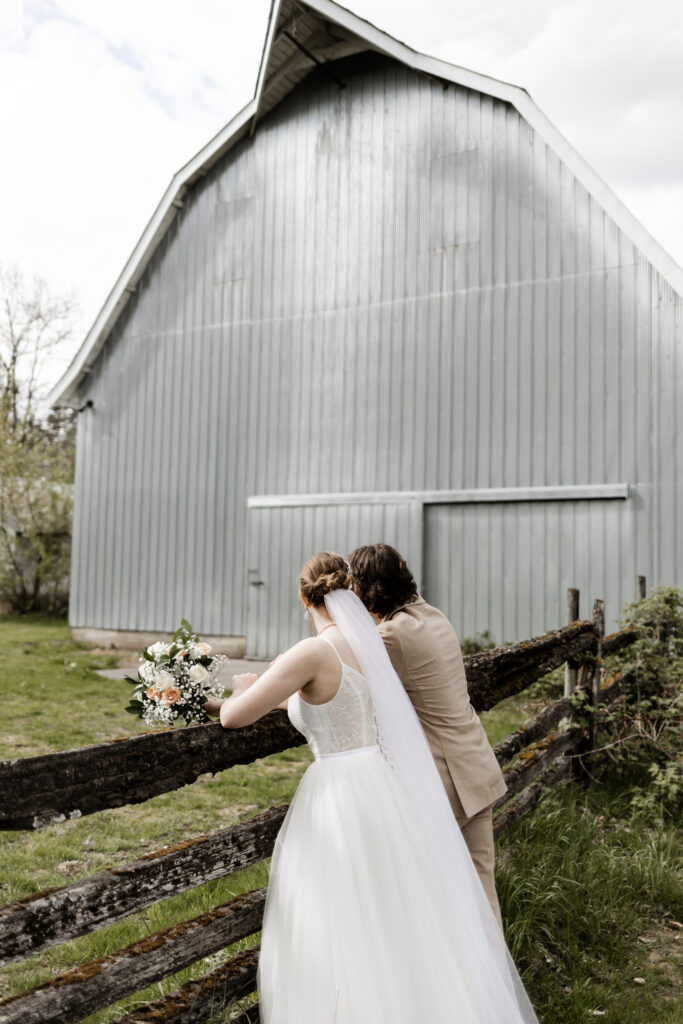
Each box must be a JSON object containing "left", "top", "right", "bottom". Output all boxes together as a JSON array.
[
  {"left": 0, "top": 585, "right": 643, "bottom": 1024},
  {"left": 0, "top": 892, "right": 266, "bottom": 1024},
  {"left": 0, "top": 807, "right": 287, "bottom": 966},
  {"left": 0, "top": 620, "right": 621, "bottom": 832},
  {"left": 115, "top": 949, "right": 260, "bottom": 1024},
  {"left": 0, "top": 718, "right": 304, "bottom": 831}
]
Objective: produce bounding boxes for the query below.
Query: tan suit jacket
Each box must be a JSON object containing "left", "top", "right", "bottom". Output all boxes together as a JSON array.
[{"left": 378, "top": 597, "right": 507, "bottom": 820}]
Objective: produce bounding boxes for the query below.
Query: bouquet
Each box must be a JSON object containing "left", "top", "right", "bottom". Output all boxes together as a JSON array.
[{"left": 124, "top": 619, "right": 228, "bottom": 728}]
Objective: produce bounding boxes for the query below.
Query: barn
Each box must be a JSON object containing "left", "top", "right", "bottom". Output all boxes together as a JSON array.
[{"left": 49, "top": 0, "right": 683, "bottom": 658}]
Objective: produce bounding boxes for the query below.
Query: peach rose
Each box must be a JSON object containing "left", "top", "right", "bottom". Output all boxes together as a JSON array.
[
  {"left": 163, "top": 688, "right": 181, "bottom": 705},
  {"left": 146, "top": 686, "right": 161, "bottom": 700}
]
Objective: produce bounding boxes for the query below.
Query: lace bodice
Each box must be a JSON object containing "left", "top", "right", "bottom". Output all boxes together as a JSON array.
[{"left": 287, "top": 643, "right": 379, "bottom": 758}]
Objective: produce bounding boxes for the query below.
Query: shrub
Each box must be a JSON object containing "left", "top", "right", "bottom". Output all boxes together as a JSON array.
[{"left": 597, "top": 586, "right": 683, "bottom": 818}]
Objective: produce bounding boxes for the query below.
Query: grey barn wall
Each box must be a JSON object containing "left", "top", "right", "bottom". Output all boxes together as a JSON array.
[{"left": 70, "top": 52, "right": 683, "bottom": 651}]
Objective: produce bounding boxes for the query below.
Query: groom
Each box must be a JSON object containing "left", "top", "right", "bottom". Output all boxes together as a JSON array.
[{"left": 348, "top": 543, "right": 507, "bottom": 927}]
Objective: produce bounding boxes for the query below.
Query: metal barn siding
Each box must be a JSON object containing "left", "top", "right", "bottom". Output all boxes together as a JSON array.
[
  {"left": 423, "top": 498, "right": 634, "bottom": 645},
  {"left": 69, "top": 51, "right": 683, "bottom": 653}
]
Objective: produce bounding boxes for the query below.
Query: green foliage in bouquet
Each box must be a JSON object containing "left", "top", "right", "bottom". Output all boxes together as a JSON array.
[{"left": 124, "top": 619, "right": 227, "bottom": 728}]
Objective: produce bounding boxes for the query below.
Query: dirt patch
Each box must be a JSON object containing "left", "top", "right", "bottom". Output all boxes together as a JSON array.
[{"left": 636, "top": 922, "right": 682, "bottom": 991}]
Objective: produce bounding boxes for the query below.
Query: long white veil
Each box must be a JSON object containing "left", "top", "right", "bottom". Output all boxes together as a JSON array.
[{"left": 325, "top": 588, "right": 539, "bottom": 1024}]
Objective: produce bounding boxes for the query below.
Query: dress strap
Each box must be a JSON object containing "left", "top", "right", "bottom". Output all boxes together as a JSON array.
[{"left": 318, "top": 635, "right": 344, "bottom": 668}]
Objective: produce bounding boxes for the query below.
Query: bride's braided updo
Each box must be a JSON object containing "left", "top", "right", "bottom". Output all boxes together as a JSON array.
[{"left": 299, "top": 551, "right": 352, "bottom": 606}]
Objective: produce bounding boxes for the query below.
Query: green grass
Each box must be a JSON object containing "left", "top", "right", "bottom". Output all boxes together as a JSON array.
[
  {"left": 479, "top": 664, "right": 565, "bottom": 745},
  {"left": 1, "top": 614, "right": 681, "bottom": 1023},
  {"left": 498, "top": 773, "right": 682, "bottom": 1023},
  {"left": 0, "top": 612, "right": 141, "bottom": 758}
]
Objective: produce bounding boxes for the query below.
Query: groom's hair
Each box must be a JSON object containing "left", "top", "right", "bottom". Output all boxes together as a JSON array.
[{"left": 348, "top": 544, "right": 418, "bottom": 618}]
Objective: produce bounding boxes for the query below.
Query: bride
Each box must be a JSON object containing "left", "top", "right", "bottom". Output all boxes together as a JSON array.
[{"left": 207, "top": 551, "right": 539, "bottom": 1024}]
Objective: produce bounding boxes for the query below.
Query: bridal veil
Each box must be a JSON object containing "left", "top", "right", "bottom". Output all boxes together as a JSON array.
[{"left": 325, "top": 588, "right": 539, "bottom": 1024}]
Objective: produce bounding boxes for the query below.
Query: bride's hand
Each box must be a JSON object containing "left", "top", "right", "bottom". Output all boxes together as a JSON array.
[
  {"left": 231, "top": 672, "right": 259, "bottom": 697},
  {"left": 204, "top": 696, "right": 224, "bottom": 717}
]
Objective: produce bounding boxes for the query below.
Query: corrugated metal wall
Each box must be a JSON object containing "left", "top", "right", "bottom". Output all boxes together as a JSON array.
[
  {"left": 424, "top": 498, "right": 634, "bottom": 644},
  {"left": 70, "top": 51, "right": 683, "bottom": 653}
]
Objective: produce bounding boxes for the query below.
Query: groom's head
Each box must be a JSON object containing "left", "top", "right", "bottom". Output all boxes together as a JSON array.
[{"left": 348, "top": 544, "right": 418, "bottom": 619}]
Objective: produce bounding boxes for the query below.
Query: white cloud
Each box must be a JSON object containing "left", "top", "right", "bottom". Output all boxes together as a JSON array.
[
  {"left": 1, "top": 0, "right": 681, "bottom": 397},
  {"left": 0, "top": 0, "right": 270, "bottom": 384},
  {"left": 362, "top": 0, "right": 683, "bottom": 267},
  {"left": 492, "top": 0, "right": 683, "bottom": 180}
]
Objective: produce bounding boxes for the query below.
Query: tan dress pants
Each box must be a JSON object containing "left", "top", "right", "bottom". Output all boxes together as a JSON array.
[{"left": 451, "top": 789, "right": 503, "bottom": 930}]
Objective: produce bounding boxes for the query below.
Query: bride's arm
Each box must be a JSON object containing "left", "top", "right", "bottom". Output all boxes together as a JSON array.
[{"left": 213, "top": 638, "right": 320, "bottom": 729}]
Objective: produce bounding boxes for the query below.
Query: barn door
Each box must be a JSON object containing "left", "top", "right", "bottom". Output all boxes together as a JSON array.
[
  {"left": 423, "top": 498, "right": 632, "bottom": 645},
  {"left": 245, "top": 501, "right": 423, "bottom": 658}
]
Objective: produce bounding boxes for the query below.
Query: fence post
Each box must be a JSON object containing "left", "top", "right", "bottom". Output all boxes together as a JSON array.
[
  {"left": 589, "top": 598, "right": 605, "bottom": 752},
  {"left": 564, "top": 587, "right": 580, "bottom": 697},
  {"left": 637, "top": 575, "right": 647, "bottom": 600}
]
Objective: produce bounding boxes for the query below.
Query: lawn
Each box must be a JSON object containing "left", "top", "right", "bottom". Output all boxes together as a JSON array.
[{"left": 0, "top": 614, "right": 681, "bottom": 1023}]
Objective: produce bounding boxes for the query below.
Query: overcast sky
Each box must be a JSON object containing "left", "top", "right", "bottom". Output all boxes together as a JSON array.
[{"left": 2, "top": 0, "right": 682, "bottom": 392}]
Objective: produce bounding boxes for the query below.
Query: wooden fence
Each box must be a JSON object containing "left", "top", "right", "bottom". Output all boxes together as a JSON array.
[{"left": 0, "top": 586, "right": 643, "bottom": 1024}]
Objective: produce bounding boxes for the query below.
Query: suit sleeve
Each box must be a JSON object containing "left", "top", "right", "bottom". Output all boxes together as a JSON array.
[{"left": 377, "top": 620, "right": 407, "bottom": 688}]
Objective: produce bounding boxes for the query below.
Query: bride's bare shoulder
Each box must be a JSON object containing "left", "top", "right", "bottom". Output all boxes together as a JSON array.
[{"left": 282, "top": 636, "right": 327, "bottom": 665}]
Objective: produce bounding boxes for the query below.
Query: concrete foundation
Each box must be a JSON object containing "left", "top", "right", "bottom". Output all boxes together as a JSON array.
[{"left": 71, "top": 627, "right": 246, "bottom": 658}]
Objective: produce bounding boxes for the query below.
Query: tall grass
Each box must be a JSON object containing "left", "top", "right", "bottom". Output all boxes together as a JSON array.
[{"left": 498, "top": 771, "right": 682, "bottom": 1023}]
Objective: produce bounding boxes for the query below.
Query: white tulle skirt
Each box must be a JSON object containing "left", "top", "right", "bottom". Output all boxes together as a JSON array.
[{"left": 257, "top": 747, "right": 487, "bottom": 1024}]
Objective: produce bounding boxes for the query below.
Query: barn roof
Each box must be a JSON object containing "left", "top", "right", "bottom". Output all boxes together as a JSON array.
[{"left": 49, "top": 0, "right": 683, "bottom": 408}]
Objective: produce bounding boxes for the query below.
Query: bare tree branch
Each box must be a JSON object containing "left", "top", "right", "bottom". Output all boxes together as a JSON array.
[
  {"left": 0, "top": 265, "right": 77, "bottom": 612},
  {"left": 0, "top": 264, "right": 76, "bottom": 434}
]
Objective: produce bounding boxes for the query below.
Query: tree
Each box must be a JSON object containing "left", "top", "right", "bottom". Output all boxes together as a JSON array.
[
  {"left": 0, "top": 265, "right": 74, "bottom": 439},
  {"left": 0, "top": 265, "right": 77, "bottom": 613}
]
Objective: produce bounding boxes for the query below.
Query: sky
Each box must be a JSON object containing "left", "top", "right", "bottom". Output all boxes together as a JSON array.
[{"left": 1, "top": 0, "right": 682, "bottom": 395}]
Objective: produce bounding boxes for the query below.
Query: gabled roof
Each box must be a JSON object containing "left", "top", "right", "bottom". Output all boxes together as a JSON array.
[{"left": 49, "top": 0, "right": 683, "bottom": 407}]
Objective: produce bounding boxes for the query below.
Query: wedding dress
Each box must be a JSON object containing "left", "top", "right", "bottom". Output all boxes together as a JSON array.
[{"left": 257, "top": 591, "right": 539, "bottom": 1024}]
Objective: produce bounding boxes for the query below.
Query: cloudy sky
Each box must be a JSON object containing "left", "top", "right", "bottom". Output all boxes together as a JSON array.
[{"left": 1, "top": 0, "right": 682, "bottom": 392}]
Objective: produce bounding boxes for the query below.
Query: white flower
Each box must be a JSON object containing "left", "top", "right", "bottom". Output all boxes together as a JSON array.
[
  {"left": 156, "top": 669, "right": 176, "bottom": 691},
  {"left": 147, "top": 641, "right": 171, "bottom": 659},
  {"left": 139, "top": 662, "right": 157, "bottom": 683},
  {"left": 144, "top": 703, "right": 175, "bottom": 727},
  {"left": 196, "top": 641, "right": 212, "bottom": 656},
  {"left": 188, "top": 663, "right": 208, "bottom": 684}
]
